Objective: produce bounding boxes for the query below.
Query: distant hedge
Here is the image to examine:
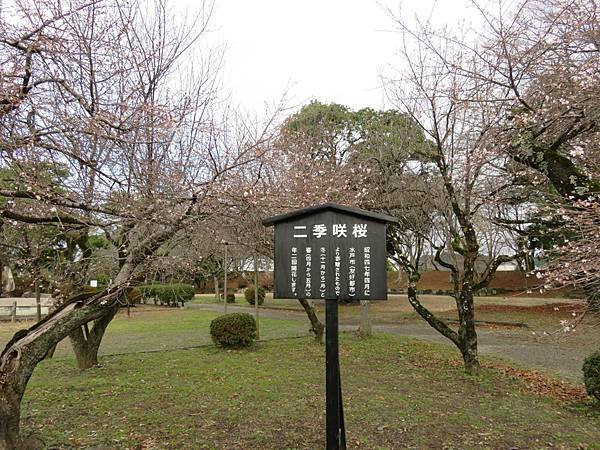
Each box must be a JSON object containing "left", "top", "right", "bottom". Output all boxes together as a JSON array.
[
  {"left": 139, "top": 283, "right": 195, "bottom": 307},
  {"left": 244, "top": 285, "right": 265, "bottom": 305}
]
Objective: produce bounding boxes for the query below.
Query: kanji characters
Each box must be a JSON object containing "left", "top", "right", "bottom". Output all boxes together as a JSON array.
[
  {"left": 312, "top": 224, "right": 327, "bottom": 238},
  {"left": 352, "top": 223, "right": 368, "bottom": 238}
]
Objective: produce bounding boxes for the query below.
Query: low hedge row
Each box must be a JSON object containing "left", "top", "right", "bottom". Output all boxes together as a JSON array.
[{"left": 139, "top": 283, "right": 195, "bottom": 307}]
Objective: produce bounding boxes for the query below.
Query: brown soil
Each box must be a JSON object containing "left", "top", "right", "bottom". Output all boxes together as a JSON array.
[{"left": 476, "top": 302, "right": 586, "bottom": 315}]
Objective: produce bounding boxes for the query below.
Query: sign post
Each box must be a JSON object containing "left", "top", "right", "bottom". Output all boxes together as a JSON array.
[
  {"left": 263, "top": 203, "right": 397, "bottom": 450},
  {"left": 222, "top": 241, "right": 229, "bottom": 313}
]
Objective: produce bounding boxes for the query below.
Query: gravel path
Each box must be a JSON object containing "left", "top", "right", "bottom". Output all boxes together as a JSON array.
[{"left": 188, "top": 303, "right": 590, "bottom": 381}]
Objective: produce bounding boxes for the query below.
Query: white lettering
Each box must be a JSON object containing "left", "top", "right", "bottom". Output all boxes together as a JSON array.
[{"left": 352, "top": 223, "right": 368, "bottom": 238}]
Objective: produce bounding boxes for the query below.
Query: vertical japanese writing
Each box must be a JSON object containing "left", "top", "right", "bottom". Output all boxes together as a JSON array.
[
  {"left": 278, "top": 217, "right": 385, "bottom": 300},
  {"left": 363, "top": 246, "right": 371, "bottom": 296},
  {"left": 305, "top": 247, "right": 312, "bottom": 298},
  {"left": 348, "top": 247, "right": 356, "bottom": 297},
  {"left": 319, "top": 246, "right": 326, "bottom": 298},
  {"left": 334, "top": 246, "right": 341, "bottom": 296},
  {"left": 291, "top": 247, "right": 298, "bottom": 297}
]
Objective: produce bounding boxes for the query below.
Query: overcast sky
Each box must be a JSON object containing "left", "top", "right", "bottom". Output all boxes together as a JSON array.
[{"left": 209, "top": 0, "right": 477, "bottom": 114}]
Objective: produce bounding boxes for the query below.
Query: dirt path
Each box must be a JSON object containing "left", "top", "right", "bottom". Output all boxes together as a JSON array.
[
  {"left": 373, "top": 323, "right": 588, "bottom": 381},
  {"left": 188, "top": 303, "right": 592, "bottom": 381}
]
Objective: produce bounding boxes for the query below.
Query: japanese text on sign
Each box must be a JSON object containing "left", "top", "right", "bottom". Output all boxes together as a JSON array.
[{"left": 292, "top": 223, "right": 370, "bottom": 239}]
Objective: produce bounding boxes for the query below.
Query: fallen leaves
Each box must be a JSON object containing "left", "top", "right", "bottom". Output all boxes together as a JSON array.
[{"left": 484, "top": 362, "right": 588, "bottom": 402}]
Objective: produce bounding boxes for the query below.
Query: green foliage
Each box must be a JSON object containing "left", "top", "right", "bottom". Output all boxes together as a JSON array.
[
  {"left": 583, "top": 351, "right": 600, "bottom": 401},
  {"left": 139, "top": 283, "right": 195, "bottom": 306},
  {"left": 244, "top": 285, "right": 265, "bottom": 305},
  {"left": 88, "top": 234, "right": 110, "bottom": 250},
  {"left": 209, "top": 313, "right": 257, "bottom": 348},
  {"left": 281, "top": 101, "right": 431, "bottom": 165},
  {"left": 221, "top": 292, "right": 236, "bottom": 303}
]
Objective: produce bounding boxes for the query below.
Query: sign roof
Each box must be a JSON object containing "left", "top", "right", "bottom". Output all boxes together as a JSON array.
[{"left": 262, "top": 202, "right": 399, "bottom": 227}]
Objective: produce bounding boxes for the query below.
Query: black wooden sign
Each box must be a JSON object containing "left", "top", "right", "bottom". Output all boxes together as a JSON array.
[
  {"left": 264, "top": 203, "right": 397, "bottom": 449},
  {"left": 263, "top": 203, "right": 397, "bottom": 301}
]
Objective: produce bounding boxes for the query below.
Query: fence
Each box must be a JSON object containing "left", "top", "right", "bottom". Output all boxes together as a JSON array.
[{"left": 0, "top": 298, "right": 49, "bottom": 321}]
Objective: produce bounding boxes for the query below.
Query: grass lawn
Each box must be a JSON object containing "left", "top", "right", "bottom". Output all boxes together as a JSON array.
[
  {"left": 0, "top": 306, "right": 310, "bottom": 359},
  {"left": 5, "top": 309, "right": 599, "bottom": 449}
]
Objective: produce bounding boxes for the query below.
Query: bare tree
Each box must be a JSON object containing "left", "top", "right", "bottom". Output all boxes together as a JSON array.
[
  {"left": 386, "top": 0, "right": 600, "bottom": 320},
  {"left": 382, "top": 5, "right": 527, "bottom": 374},
  {"left": 0, "top": 0, "right": 280, "bottom": 446}
]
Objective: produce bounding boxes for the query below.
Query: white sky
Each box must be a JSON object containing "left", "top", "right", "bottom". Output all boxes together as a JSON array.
[{"left": 207, "top": 0, "right": 477, "bottom": 114}]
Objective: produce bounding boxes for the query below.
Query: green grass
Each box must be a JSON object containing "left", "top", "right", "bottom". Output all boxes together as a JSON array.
[
  {"left": 13, "top": 316, "right": 600, "bottom": 449},
  {"left": 5, "top": 309, "right": 600, "bottom": 449},
  {"left": 0, "top": 306, "right": 310, "bottom": 359},
  {"left": 5, "top": 304, "right": 600, "bottom": 448}
]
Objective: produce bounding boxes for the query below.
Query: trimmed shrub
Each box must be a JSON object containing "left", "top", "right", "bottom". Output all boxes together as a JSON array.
[
  {"left": 210, "top": 313, "right": 257, "bottom": 348},
  {"left": 583, "top": 351, "right": 600, "bottom": 401},
  {"left": 139, "top": 283, "right": 195, "bottom": 306},
  {"left": 244, "top": 285, "right": 265, "bottom": 305},
  {"left": 220, "top": 292, "right": 236, "bottom": 303}
]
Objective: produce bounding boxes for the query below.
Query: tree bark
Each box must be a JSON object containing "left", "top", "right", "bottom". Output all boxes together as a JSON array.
[
  {"left": 69, "top": 306, "right": 118, "bottom": 370},
  {"left": 456, "top": 288, "right": 480, "bottom": 375},
  {"left": 0, "top": 388, "right": 20, "bottom": 450},
  {"left": 298, "top": 299, "right": 324, "bottom": 343},
  {"left": 0, "top": 297, "right": 112, "bottom": 449}
]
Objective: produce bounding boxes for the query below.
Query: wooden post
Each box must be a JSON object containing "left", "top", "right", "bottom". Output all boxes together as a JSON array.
[
  {"left": 326, "top": 299, "right": 346, "bottom": 450},
  {"left": 254, "top": 252, "right": 260, "bottom": 339},
  {"left": 10, "top": 300, "right": 17, "bottom": 322},
  {"left": 359, "top": 300, "right": 372, "bottom": 337},
  {"left": 223, "top": 242, "right": 228, "bottom": 314},
  {"left": 35, "top": 283, "right": 42, "bottom": 322},
  {"left": 214, "top": 275, "right": 219, "bottom": 302}
]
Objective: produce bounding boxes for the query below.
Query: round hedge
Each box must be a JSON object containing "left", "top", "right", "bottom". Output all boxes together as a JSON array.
[
  {"left": 210, "top": 313, "right": 257, "bottom": 348},
  {"left": 583, "top": 351, "right": 600, "bottom": 401},
  {"left": 244, "top": 285, "right": 265, "bottom": 305}
]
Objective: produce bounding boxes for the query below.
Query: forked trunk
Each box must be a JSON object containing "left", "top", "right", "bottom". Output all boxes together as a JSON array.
[
  {"left": 69, "top": 306, "right": 118, "bottom": 370},
  {"left": 0, "top": 298, "right": 113, "bottom": 446},
  {"left": 407, "top": 281, "right": 480, "bottom": 374},
  {"left": 298, "top": 299, "right": 324, "bottom": 343}
]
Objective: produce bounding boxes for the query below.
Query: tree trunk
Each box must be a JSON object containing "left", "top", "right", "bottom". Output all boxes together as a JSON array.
[
  {"left": 407, "top": 277, "right": 480, "bottom": 374},
  {"left": 298, "top": 299, "right": 324, "bottom": 343},
  {"left": 69, "top": 306, "right": 118, "bottom": 370},
  {"left": 214, "top": 275, "right": 219, "bottom": 301},
  {"left": 456, "top": 255, "right": 480, "bottom": 375},
  {"left": 457, "top": 296, "right": 480, "bottom": 376},
  {"left": 0, "top": 298, "right": 111, "bottom": 448},
  {"left": 0, "top": 389, "right": 21, "bottom": 450}
]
